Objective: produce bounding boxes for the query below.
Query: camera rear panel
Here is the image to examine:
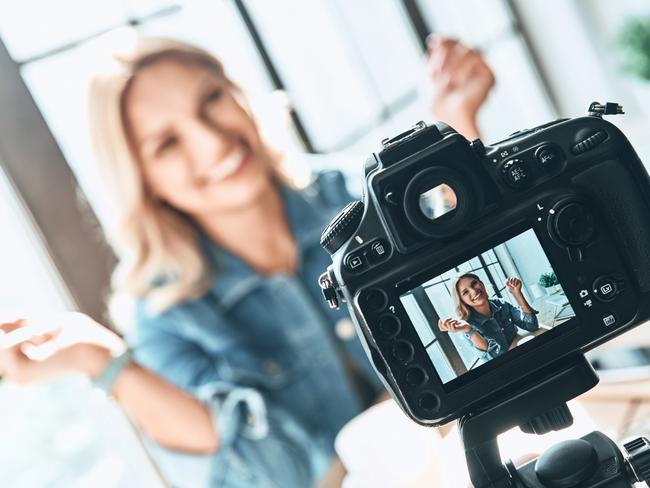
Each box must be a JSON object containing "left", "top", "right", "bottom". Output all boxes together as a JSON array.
[{"left": 329, "top": 117, "right": 650, "bottom": 425}]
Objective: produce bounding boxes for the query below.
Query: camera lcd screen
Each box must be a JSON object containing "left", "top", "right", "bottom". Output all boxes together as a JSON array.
[{"left": 399, "top": 229, "right": 576, "bottom": 384}]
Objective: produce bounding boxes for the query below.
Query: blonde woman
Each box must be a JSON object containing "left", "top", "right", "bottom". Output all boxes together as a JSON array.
[
  {"left": 0, "top": 37, "right": 494, "bottom": 487},
  {"left": 439, "top": 273, "right": 538, "bottom": 360}
]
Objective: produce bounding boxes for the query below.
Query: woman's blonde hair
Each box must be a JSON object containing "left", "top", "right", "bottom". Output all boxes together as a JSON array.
[
  {"left": 450, "top": 273, "right": 482, "bottom": 320},
  {"left": 88, "top": 38, "right": 291, "bottom": 320}
]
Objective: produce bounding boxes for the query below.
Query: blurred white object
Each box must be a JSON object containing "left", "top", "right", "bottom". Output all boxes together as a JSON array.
[
  {"left": 335, "top": 400, "right": 447, "bottom": 488},
  {"left": 336, "top": 399, "right": 597, "bottom": 487},
  {"left": 528, "top": 283, "right": 547, "bottom": 300}
]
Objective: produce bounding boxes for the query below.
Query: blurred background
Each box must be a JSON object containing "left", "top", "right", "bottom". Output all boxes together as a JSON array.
[{"left": 0, "top": 0, "right": 648, "bottom": 486}]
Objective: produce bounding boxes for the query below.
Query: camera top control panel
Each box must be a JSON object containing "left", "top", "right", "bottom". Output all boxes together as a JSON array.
[{"left": 320, "top": 103, "right": 650, "bottom": 425}]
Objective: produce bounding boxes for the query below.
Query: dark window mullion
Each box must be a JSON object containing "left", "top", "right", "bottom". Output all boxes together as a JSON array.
[
  {"left": 503, "top": 0, "right": 561, "bottom": 116},
  {"left": 412, "top": 286, "right": 467, "bottom": 376},
  {"left": 424, "top": 337, "right": 438, "bottom": 349},
  {"left": 478, "top": 253, "right": 502, "bottom": 298},
  {"left": 233, "top": 0, "right": 315, "bottom": 153},
  {"left": 399, "top": 0, "right": 432, "bottom": 52},
  {"left": 0, "top": 38, "right": 115, "bottom": 323}
]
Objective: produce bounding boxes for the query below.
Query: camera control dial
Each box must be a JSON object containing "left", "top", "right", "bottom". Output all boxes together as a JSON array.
[
  {"left": 624, "top": 437, "right": 650, "bottom": 484},
  {"left": 320, "top": 200, "right": 364, "bottom": 255},
  {"left": 549, "top": 201, "right": 596, "bottom": 247}
]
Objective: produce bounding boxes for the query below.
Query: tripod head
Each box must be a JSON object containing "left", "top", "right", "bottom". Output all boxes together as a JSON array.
[{"left": 460, "top": 355, "right": 650, "bottom": 487}]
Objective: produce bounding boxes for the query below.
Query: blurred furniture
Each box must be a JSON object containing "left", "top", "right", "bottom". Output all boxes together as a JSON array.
[
  {"left": 579, "top": 321, "right": 650, "bottom": 440},
  {"left": 532, "top": 289, "right": 575, "bottom": 328}
]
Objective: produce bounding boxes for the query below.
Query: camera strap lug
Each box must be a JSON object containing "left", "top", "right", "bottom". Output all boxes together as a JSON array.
[
  {"left": 588, "top": 101, "right": 624, "bottom": 118},
  {"left": 319, "top": 270, "right": 339, "bottom": 309}
]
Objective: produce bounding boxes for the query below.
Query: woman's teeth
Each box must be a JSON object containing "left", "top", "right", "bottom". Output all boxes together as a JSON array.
[{"left": 205, "top": 147, "right": 246, "bottom": 183}]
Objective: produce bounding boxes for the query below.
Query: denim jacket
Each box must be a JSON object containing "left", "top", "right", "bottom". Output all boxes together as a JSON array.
[
  {"left": 127, "top": 169, "right": 383, "bottom": 488},
  {"left": 464, "top": 298, "right": 539, "bottom": 360}
]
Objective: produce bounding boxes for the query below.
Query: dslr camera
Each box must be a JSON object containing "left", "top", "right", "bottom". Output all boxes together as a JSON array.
[{"left": 320, "top": 103, "right": 650, "bottom": 487}]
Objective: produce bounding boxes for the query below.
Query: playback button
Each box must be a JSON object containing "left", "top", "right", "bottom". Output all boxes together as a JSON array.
[{"left": 345, "top": 253, "right": 365, "bottom": 272}]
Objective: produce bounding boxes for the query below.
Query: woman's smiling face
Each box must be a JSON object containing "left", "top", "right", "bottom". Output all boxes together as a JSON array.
[
  {"left": 457, "top": 276, "right": 488, "bottom": 308},
  {"left": 124, "top": 58, "right": 274, "bottom": 217}
]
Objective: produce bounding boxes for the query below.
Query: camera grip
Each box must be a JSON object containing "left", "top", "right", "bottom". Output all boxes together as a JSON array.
[{"left": 572, "top": 160, "right": 650, "bottom": 292}]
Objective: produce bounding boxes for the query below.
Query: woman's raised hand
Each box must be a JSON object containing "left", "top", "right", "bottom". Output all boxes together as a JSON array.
[
  {"left": 505, "top": 277, "right": 523, "bottom": 294},
  {"left": 438, "top": 317, "right": 472, "bottom": 334},
  {"left": 426, "top": 35, "right": 495, "bottom": 140},
  {"left": 0, "top": 312, "right": 124, "bottom": 383}
]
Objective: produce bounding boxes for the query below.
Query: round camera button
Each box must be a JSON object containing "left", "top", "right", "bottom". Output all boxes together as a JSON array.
[
  {"left": 593, "top": 276, "right": 618, "bottom": 302},
  {"left": 418, "top": 392, "right": 441, "bottom": 412},
  {"left": 501, "top": 159, "right": 531, "bottom": 189},
  {"left": 392, "top": 340, "right": 414, "bottom": 362},
  {"left": 405, "top": 367, "right": 428, "bottom": 387},
  {"left": 378, "top": 315, "right": 401, "bottom": 338},
  {"left": 361, "top": 289, "right": 388, "bottom": 312},
  {"left": 535, "top": 145, "right": 561, "bottom": 170}
]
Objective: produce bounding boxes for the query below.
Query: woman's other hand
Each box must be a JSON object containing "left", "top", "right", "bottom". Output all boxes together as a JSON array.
[
  {"left": 438, "top": 317, "right": 472, "bottom": 334},
  {"left": 0, "top": 313, "right": 124, "bottom": 383},
  {"left": 426, "top": 35, "right": 495, "bottom": 140},
  {"left": 1, "top": 314, "right": 220, "bottom": 453},
  {"left": 506, "top": 277, "right": 523, "bottom": 295}
]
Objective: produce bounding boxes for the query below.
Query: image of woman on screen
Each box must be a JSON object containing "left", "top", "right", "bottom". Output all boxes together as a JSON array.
[{"left": 438, "top": 273, "right": 538, "bottom": 360}]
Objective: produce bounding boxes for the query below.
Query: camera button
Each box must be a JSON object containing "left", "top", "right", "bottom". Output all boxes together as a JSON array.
[
  {"left": 501, "top": 159, "right": 531, "bottom": 189},
  {"left": 593, "top": 276, "right": 618, "bottom": 302},
  {"left": 361, "top": 289, "right": 388, "bottom": 312},
  {"left": 535, "top": 145, "right": 561, "bottom": 169},
  {"left": 405, "top": 367, "right": 428, "bottom": 387},
  {"left": 392, "top": 340, "right": 414, "bottom": 362},
  {"left": 369, "top": 240, "right": 389, "bottom": 261},
  {"left": 602, "top": 312, "right": 617, "bottom": 327},
  {"left": 378, "top": 315, "right": 401, "bottom": 338},
  {"left": 345, "top": 253, "right": 365, "bottom": 272},
  {"left": 418, "top": 392, "right": 440, "bottom": 412}
]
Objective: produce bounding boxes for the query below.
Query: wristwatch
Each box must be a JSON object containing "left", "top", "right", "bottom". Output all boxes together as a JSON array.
[{"left": 94, "top": 348, "right": 133, "bottom": 394}]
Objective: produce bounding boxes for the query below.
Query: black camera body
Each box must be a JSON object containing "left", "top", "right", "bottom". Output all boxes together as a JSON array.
[{"left": 320, "top": 113, "right": 650, "bottom": 427}]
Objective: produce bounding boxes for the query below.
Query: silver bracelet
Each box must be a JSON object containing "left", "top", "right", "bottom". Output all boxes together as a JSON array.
[{"left": 94, "top": 348, "right": 133, "bottom": 394}]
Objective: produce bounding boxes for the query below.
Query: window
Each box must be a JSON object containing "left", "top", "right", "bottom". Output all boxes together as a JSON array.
[
  {"left": 416, "top": 0, "right": 556, "bottom": 141},
  {"left": 244, "top": 0, "right": 425, "bottom": 153},
  {"left": 0, "top": 167, "right": 162, "bottom": 487},
  {"left": 1, "top": 0, "right": 561, "bottom": 228}
]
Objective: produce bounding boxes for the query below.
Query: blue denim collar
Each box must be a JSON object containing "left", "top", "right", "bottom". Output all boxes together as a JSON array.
[
  {"left": 468, "top": 299, "right": 504, "bottom": 325},
  {"left": 201, "top": 183, "right": 332, "bottom": 309}
]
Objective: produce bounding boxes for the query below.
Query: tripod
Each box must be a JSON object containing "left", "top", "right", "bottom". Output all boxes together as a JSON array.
[{"left": 459, "top": 355, "right": 650, "bottom": 487}]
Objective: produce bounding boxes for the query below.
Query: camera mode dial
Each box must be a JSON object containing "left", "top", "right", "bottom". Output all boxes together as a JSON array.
[{"left": 320, "top": 201, "right": 364, "bottom": 255}]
